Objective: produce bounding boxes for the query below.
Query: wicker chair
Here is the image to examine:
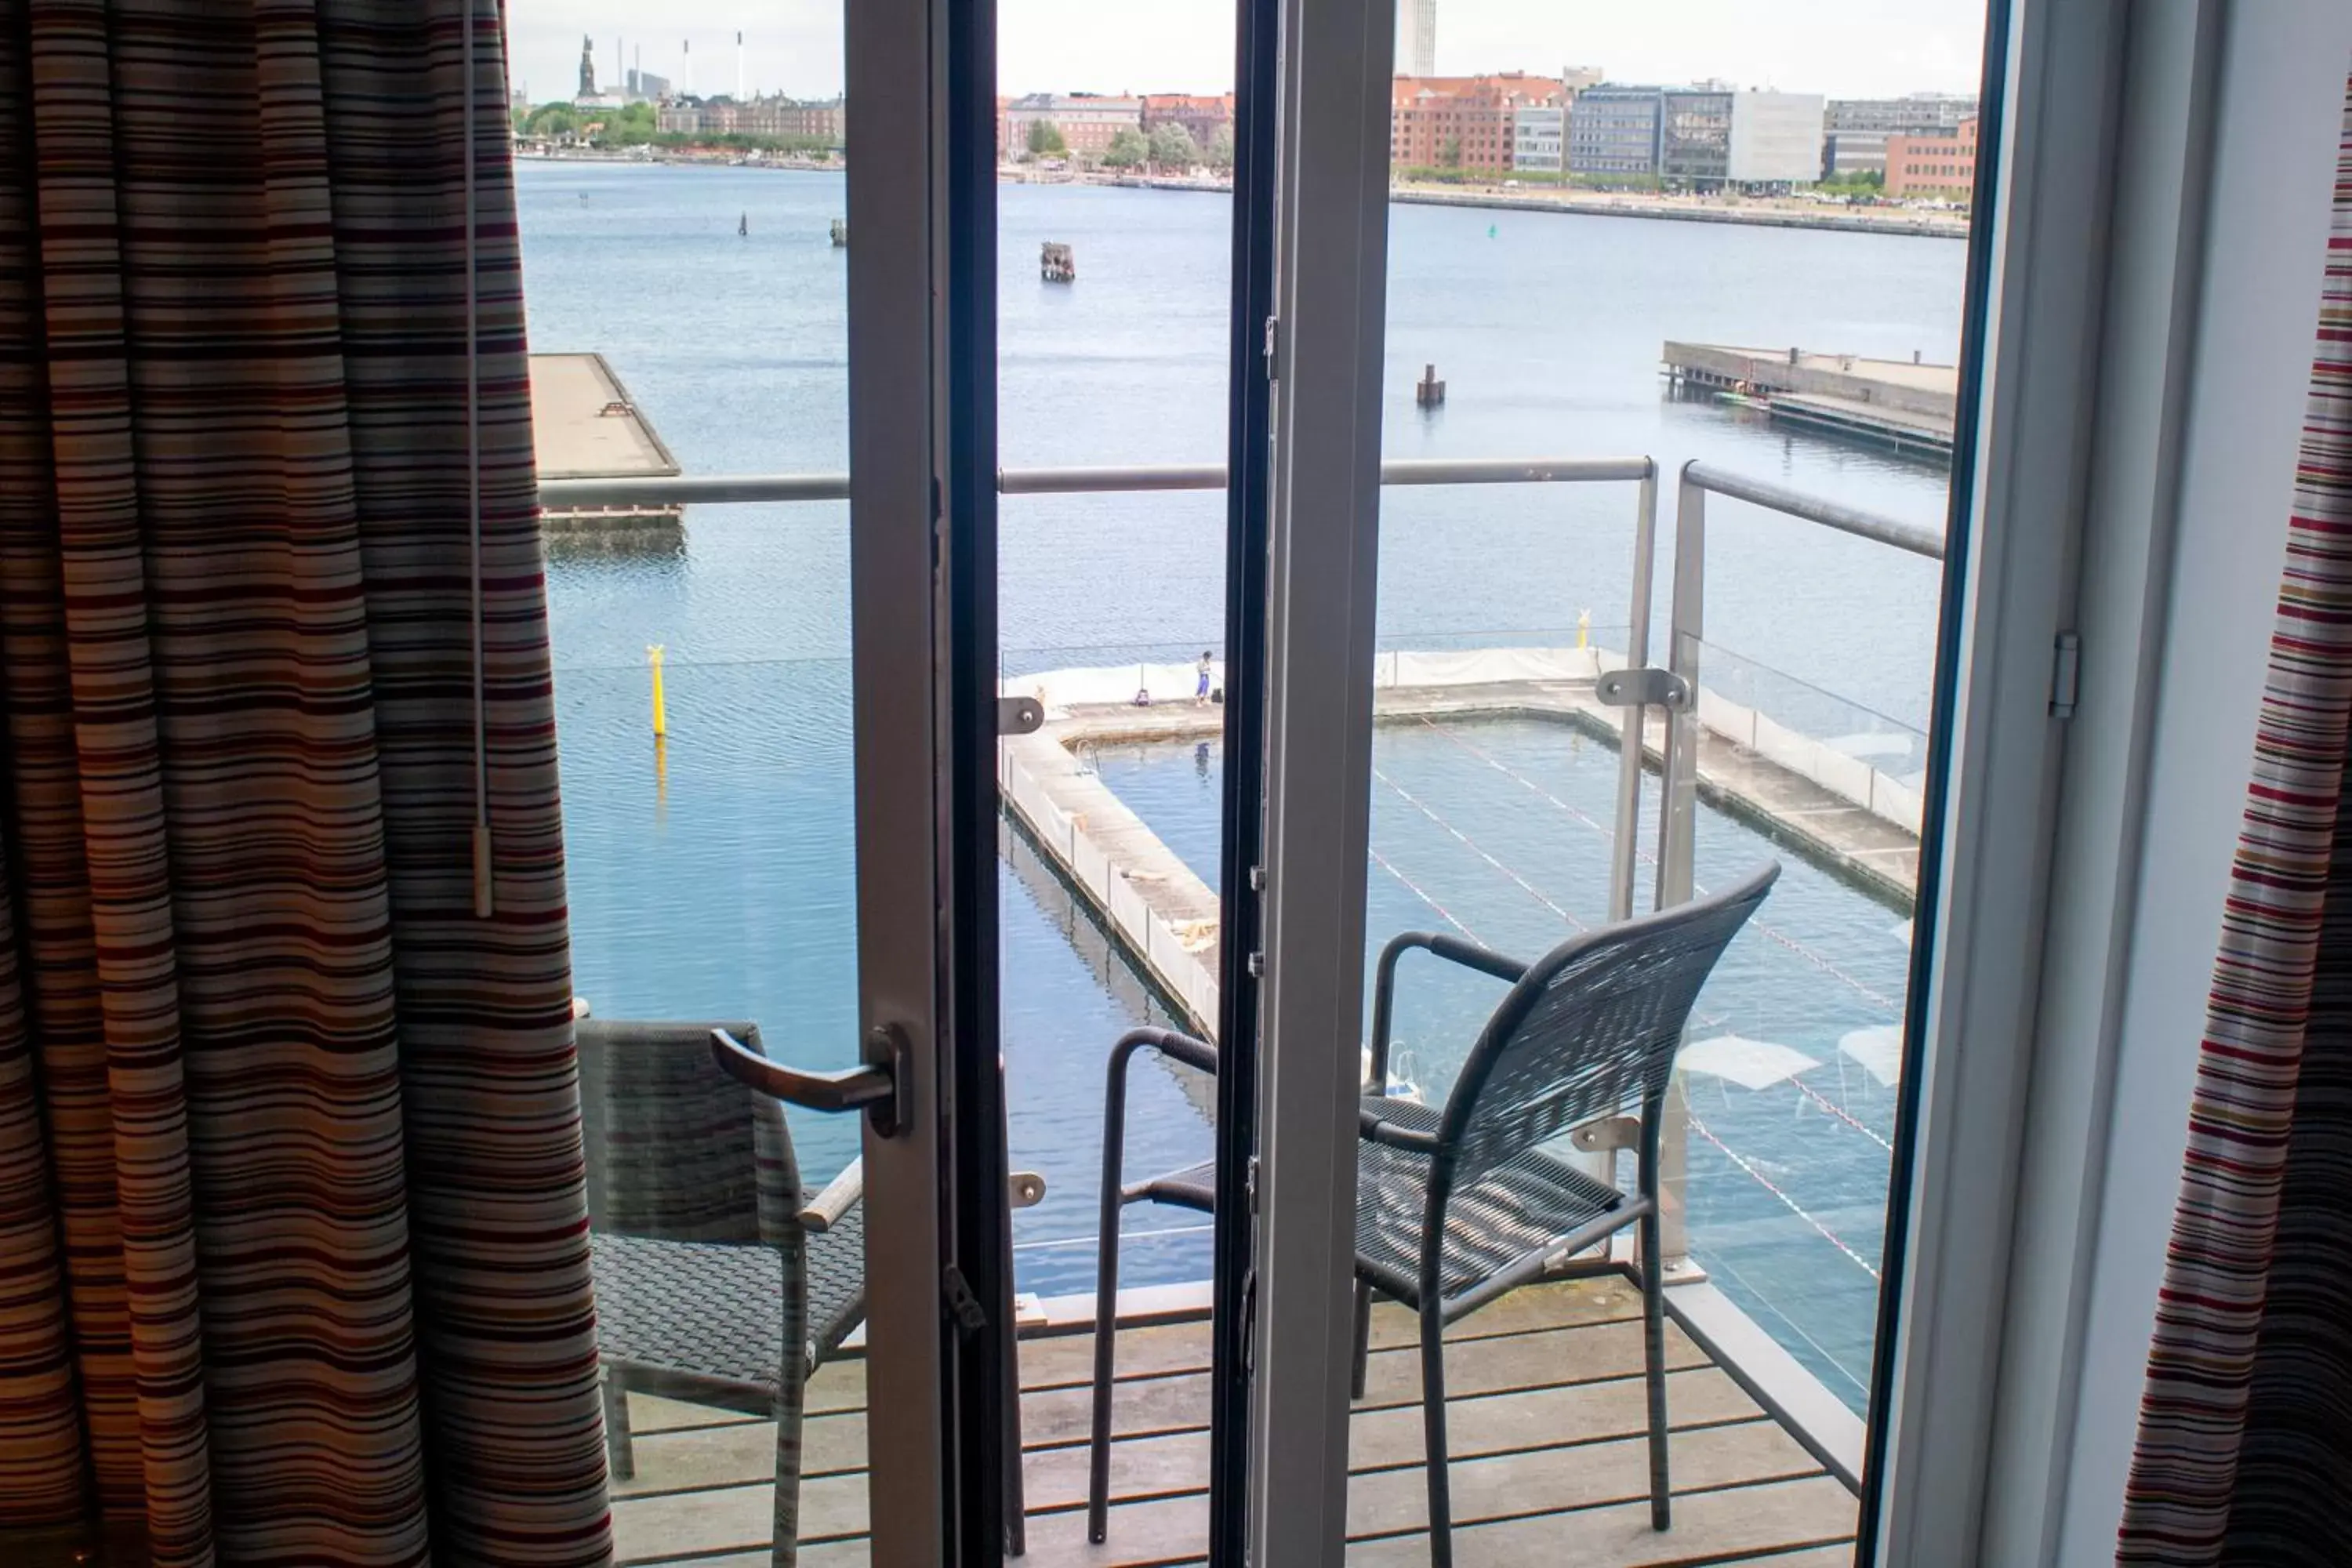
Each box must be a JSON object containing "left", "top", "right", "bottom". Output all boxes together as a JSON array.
[
  {"left": 1087, "top": 863, "right": 1779, "bottom": 1565},
  {"left": 580, "top": 1018, "right": 1039, "bottom": 1564}
]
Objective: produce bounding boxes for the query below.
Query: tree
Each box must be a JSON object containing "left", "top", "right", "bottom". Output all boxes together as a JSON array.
[
  {"left": 1102, "top": 126, "right": 1149, "bottom": 169},
  {"left": 1207, "top": 123, "right": 1236, "bottom": 171},
  {"left": 1026, "top": 118, "right": 1066, "bottom": 157},
  {"left": 1439, "top": 136, "right": 1462, "bottom": 169},
  {"left": 1146, "top": 122, "right": 1200, "bottom": 169},
  {"left": 524, "top": 103, "right": 579, "bottom": 139}
]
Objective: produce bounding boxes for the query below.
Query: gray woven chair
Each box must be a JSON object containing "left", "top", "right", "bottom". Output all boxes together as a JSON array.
[
  {"left": 580, "top": 1018, "right": 1039, "bottom": 1564},
  {"left": 1087, "top": 863, "right": 1778, "bottom": 1565}
]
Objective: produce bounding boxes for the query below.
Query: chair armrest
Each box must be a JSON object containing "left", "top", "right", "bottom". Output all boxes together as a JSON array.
[
  {"left": 1358, "top": 1105, "right": 1442, "bottom": 1152},
  {"left": 1368, "top": 931, "right": 1530, "bottom": 1087},
  {"left": 800, "top": 1158, "right": 864, "bottom": 1233}
]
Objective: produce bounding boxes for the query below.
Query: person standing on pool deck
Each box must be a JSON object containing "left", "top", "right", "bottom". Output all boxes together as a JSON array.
[{"left": 1196, "top": 652, "right": 1213, "bottom": 707}]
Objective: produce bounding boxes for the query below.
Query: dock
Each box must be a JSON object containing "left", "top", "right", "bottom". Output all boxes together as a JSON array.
[
  {"left": 1662, "top": 342, "right": 1956, "bottom": 459},
  {"left": 529, "top": 352, "right": 686, "bottom": 542},
  {"left": 608, "top": 1273, "right": 1859, "bottom": 1566},
  {"left": 998, "top": 649, "right": 1923, "bottom": 1047}
]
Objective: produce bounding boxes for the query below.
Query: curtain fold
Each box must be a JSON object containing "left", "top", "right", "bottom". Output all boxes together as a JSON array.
[
  {"left": 0, "top": 2, "right": 611, "bottom": 1564},
  {"left": 2116, "top": 67, "right": 2352, "bottom": 1568}
]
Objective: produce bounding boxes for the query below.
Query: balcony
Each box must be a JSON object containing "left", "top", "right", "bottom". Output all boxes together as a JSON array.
[{"left": 544, "top": 453, "right": 1926, "bottom": 1567}]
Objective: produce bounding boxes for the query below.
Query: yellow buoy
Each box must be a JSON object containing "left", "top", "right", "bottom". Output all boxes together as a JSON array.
[
  {"left": 648, "top": 644, "right": 668, "bottom": 739},
  {"left": 1577, "top": 609, "right": 1591, "bottom": 650}
]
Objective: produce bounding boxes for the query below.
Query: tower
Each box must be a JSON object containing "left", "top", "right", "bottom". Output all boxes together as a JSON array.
[
  {"left": 1406, "top": 0, "right": 1436, "bottom": 77},
  {"left": 577, "top": 33, "right": 597, "bottom": 99}
]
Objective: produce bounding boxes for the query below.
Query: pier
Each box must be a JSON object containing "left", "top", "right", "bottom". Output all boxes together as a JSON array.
[
  {"left": 1662, "top": 342, "right": 1956, "bottom": 458},
  {"left": 1000, "top": 648, "right": 1924, "bottom": 1045},
  {"left": 528, "top": 352, "right": 686, "bottom": 540}
]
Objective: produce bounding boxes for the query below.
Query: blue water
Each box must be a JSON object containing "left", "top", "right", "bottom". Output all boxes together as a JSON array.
[{"left": 521, "top": 162, "right": 1962, "bottom": 1406}]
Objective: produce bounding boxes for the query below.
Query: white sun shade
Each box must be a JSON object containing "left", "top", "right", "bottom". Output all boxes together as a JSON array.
[
  {"left": 1677, "top": 1034, "right": 1821, "bottom": 1090},
  {"left": 1839, "top": 1024, "right": 1906, "bottom": 1087}
]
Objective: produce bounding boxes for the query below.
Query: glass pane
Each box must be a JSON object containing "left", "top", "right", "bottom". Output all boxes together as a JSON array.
[
  {"left": 1341, "top": 12, "right": 1986, "bottom": 1562},
  {"left": 993, "top": 9, "right": 1239, "bottom": 1559},
  {"left": 506, "top": 1, "right": 869, "bottom": 1551}
]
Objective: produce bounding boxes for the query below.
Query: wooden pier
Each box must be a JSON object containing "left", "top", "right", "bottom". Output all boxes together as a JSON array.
[
  {"left": 1662, "top": 342, "right": 1955, "bottom": 459},
  {"left": 529, "top": 352, "right": 686, "bottom": 542}
]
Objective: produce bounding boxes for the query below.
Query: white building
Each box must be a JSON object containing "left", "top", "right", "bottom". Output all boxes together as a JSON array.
[
  {"left": 1403, "top": 0, "right": 1436, "bottom": 77},
  {"left": 1726, "top": 90, "right": 1826, "bottom": 187},
  {"left": 1511, "top": 104, "right": 1563, "bottom": 172}
]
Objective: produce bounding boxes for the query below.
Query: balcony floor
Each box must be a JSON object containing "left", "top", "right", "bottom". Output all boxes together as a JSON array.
[{"left": 609, "top": 1273, "right": 1858, "bottom": 1566}]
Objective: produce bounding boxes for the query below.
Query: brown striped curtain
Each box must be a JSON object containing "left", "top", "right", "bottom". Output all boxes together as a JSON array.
[
  {"left": 0, "top": 3, "right": 612, "bottom": 1565},
  {"left": 2115, "top": 68, "right": 2352, "bottom": 1568}
]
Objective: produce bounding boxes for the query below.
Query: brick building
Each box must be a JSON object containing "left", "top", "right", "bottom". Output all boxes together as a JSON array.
[
  {"left": 655, "top": 96, "right": 844, "bottom": 145},
  {"left": 1140, "top": 93, "right": 1235, "bottom": 151},
  {"left": 1004, "top": 93, "right": 1144, "bottom": 159},
  {"left": 1389, "top": 73, "right": 1564, "bottom": 172},
  {"left": 1883, "top": 115, "right": 1978, "bottom": 201}
]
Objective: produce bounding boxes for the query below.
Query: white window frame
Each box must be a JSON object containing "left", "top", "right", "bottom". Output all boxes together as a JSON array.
[
  {"left": 844, "top": 0, "right": 954, "bottom": 1561},
  {"left": 1250, "top": 1, "right": 2228, "bottom": 1564}
]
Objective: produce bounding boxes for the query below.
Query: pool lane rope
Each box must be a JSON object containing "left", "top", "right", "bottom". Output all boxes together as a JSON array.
[
  {"left": 1372, "top": 765, "right": 1589, "bottom": 933},
  {"left": 1686, "top": 1108, "right": 1880, "bottom": 1281},
  {"left": 1410, "top": 714, "right": 1903, "bottom": 1017}
]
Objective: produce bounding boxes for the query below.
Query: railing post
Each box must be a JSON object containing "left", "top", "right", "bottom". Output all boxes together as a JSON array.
[
  {"left": 1656, "top": 463, "right": 1708, "bottom": 1270},
  {"left": 1606, "top": 463, "right": 1659, "bottom": 924}
]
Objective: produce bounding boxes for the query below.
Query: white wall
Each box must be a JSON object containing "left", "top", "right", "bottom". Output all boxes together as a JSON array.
[{"left": 2056, "top": 5, "right": 2352, "bottom": 1559}]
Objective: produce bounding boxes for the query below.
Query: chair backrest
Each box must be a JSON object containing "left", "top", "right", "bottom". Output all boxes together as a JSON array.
[
  {"left": 577, "top": 1018, "right": 800, "bottom": 1246},
  {"left": 1437, "top": 863, "right": 1779, "bottom": 1189}
]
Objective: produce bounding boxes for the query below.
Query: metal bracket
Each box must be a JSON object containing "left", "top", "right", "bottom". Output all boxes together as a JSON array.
[
  {"left": 997, "top": 694, "right": 1044, "bottom": 735},
  {"left": 942, "top": 1264, "right": 987, "bottom": 1336},
  {"left": 1570, "top": 1115, "right": 1642, "bottom": 1153},
  {"left": 1595, "top": 666, "right": 1693, "bottom": 711}
]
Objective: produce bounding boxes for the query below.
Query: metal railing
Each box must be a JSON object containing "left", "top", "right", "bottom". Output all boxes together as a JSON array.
[{"left": 539, "top": 453, "right": 1939, "bottom": 1273}]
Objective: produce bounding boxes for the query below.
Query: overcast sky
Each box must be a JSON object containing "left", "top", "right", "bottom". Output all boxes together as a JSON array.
[{"left": 510, "top": 0, "right": 1988, "bottom": 110}]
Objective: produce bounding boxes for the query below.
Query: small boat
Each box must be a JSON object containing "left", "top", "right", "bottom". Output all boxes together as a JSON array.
[
  {"left": 829, "top": 219, "right": 848, "bottom": 248},
  {"left": 738, "top": 212, "right": 748, "bottom": 237},
  {"left": 1040, "top": 241, "right": 1076, "bottom": 283}
]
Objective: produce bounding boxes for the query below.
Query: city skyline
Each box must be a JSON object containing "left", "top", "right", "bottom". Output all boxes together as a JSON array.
[{"left": 510, "top": 0, "right": 1987, "bottom": 111}]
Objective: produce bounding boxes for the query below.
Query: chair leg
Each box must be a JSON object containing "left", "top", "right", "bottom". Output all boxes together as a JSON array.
[
  {"left": 1087, "top": 1197, "right": 1123, "bottom": 1542},
  {"left": 602, "top": 1370, "right": 635, "bottom": 1483},
  {"left": 1639, "top": 1204, "right": 1671, "bottom": 1532},
  {"left": 1421, "top": 1300, "right": 1454, "bottom": 1568},
  {"left": 773, "top": 1353, "right": 807, "bottom": 1568},
  {"left": 1349, "top": 1279, "right": 1374, "bottom": 1400}
]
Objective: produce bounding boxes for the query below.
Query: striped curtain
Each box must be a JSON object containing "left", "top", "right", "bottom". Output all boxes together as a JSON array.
[
  {"left": 2116, "top": 68, "right": 2352, "bottom": 1568},
  {"left": 0, "top": 3, "right": 611, "bottom": 1565}
]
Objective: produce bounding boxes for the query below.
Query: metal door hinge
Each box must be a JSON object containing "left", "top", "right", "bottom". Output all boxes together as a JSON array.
[
  {"left": 2050, "top": 631, "right": 2082, "bottom": 720},
  {"left": 1262, "top": 314, "right": 1279, "bottom": 381},
  {"left": 942, "top": 1264, "right": 987, "bottom": 1336},
  {"left": 1244, "top": 1154, "right": 1261, "bottom": 1214}
]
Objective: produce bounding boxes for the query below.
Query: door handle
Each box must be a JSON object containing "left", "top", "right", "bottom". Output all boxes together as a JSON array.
[{"left": 710, "top": 1023, "right": 911, "bottom": 1138}]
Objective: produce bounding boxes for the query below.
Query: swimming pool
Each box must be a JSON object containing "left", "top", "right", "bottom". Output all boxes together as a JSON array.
[{"left": 1087, "top": 717, "right": 1911, "bottom": 1411}]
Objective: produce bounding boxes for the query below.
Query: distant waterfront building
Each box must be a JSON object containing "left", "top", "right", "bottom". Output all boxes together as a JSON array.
[
  {"left": 626, "top": 68, "right": 672, "bottom": 103},
  {"left": 1884, "top": 115, "right": 1978, "bottom": 201},
  {"left": 1726, "top": 91, "right": 1827, "bottom": 190},
  {"left": 1660, "top": 85, "right": 1735, "bottom": 189},
  {"left": 1389, "top": 73, "right": 1563, "bottom": 172},
  {"left": 1822, "top": 94, "right": 1978, "bottom": 178},
  {"left": 1404, "top": 0, "right": 1437, "bottom": 78},
  {"left": 655, "top": 95, "right": 845, "bottom": 146},
  {"left": 1511, "top": 105, "right": 1563, "bottom": 173},
  {"left": 1004, "top": 93, "right": 1144, "bottom": 159},
  {"left": 1566, "top": 85, "right": 1664, "bottom": 178},
  {"left": 1559, "top": 65, "right": 1606, "bottom": 96},
  {"left": 1140, "top": 93, "right": 1235, "bottom": 151}
]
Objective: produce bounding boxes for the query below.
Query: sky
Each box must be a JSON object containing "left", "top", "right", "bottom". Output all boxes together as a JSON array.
[{"left": 509, "top": 0, "right": 1988, "bottom": 110}]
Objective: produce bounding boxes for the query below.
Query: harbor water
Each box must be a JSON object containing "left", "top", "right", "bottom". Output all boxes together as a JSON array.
[{"left": 522, "top": 161, "right": 1964, "bottom": 1410}]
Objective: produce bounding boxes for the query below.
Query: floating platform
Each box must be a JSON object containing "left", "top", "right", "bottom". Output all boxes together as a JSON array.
[
  {"left": 1663, "top": 342, "right": 1955, "bottom": 459},
  {"left": 529, "top": 352, "right": 684, "bottom": 543}
]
